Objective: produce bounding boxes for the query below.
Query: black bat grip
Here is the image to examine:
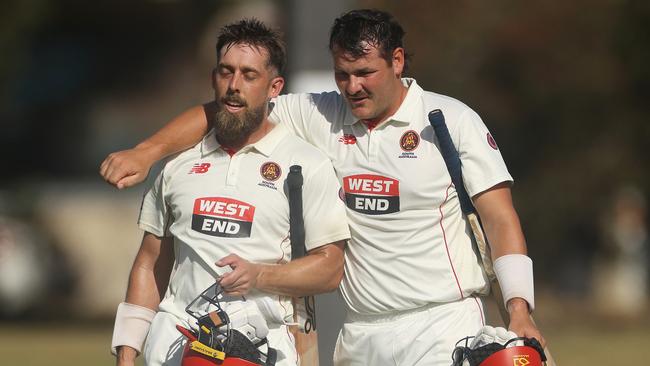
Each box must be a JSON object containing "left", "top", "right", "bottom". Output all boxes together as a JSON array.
[
  {"left": 428, "top": 109, "right": 475, "bottom": 215},
  {"left": 287, "top": 165, "right": 306, "bottom": 259}
]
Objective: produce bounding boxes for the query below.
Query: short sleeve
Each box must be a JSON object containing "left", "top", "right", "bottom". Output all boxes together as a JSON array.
[
  {"left": 453, "top": 108, "right": 513, "bottom": 197},
  {"left": 138, "top": 169, "right": 173, "bottom": 237},
  {"left": 301, "top": 159, "right": 351, "bottom": 251},
  {"left": 269, "top": 93, "right": 316, "bottom": 143}
]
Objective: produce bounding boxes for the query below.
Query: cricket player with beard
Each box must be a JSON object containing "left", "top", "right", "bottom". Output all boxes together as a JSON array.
[
  {"left": 109, "top": 19, "right": 349, "bottom": 366},
  {"left": 103, "top": 10, "right": 545, "bottom": 366}
]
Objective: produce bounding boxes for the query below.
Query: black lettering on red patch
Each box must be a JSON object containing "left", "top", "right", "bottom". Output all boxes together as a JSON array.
[
  {"left": 342, "top": 174, "right": 400, "bottom": 214},
  {"left": 400, "top": 130, "right": 420, "bottom": 151},
  {"left": 191, "top": 197, "right": 255, "bottom": 237},
  {"left": 260, "top": 162, "right": 281, "bottom": 181}
]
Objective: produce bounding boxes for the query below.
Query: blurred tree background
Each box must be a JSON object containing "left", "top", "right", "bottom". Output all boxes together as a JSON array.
[{"left": 1, "top": 0, "right": 649, "bottom": 364}]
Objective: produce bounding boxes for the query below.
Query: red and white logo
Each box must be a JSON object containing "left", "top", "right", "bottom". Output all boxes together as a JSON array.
[
  {"left": 189, "top": 162, "right": 211, "bottom": 174},
  {"left": 191, "top": 197, "right": 255, "bottom": 237},
  {"left": 342, "top": 174, "right": 400, "bottom": 214},
  {"left": 338, "top": 134, "right": 357, "bottom": 145},
  {"left": 487, "top": 133, "right": 498, "bottom": 150}
]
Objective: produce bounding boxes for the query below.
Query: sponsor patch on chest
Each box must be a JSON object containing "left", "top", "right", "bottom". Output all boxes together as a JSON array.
[
  {"left": 342, "top": 174, "right": 400, "bottom": 215},
  {"left": 191, "top": 197, "right": 255, "bottom": 237}
]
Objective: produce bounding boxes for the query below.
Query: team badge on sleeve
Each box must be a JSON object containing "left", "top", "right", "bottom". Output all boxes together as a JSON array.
[
  {"left": 342, "top": 174, "right": 400, "bottom": 215},
  {"left": 260, "top": 162, "right": 282, "bottom": 181},
  {"left": 487, "top": 133, "right": 499, "bottom": 150},
  {"left": 192, "top": 197, "right": 255, "bottom": 237}
]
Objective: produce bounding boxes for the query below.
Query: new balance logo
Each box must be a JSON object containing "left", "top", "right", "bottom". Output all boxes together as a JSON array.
[
  {"left": 189, "top": 163, "right": 211, "bottom": 174},
  {"left": 338, "top": 134, "right": 357, "bottom": 145}
]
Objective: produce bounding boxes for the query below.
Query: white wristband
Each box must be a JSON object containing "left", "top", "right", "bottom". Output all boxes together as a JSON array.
[
  {"left": 111, "top": 302, "right": 156, "bottom": 356},
  {"left": 493, "top": 254, "right": 535, "bottom": 312}
]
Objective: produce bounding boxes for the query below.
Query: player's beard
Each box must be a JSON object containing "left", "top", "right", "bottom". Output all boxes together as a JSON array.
[{"left": 214, "top": 94, "right": 265, "bottom": 148}]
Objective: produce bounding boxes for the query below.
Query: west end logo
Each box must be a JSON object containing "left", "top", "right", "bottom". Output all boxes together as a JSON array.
[
  {"left": 260, "top": 162, "right": 281, "bottom": 181},
  {"left": 342, "top": 174, "right": 400, "bottom": 215},
  {"left": 191, "top": 197, "right": 255, "bottom": 237}
]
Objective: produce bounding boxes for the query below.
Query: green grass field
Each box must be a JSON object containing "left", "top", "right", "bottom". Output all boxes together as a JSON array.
[
  {"left": 1, "top": 297, "right": 648, "bottom": 365},
  {"left": 0, "top": 323, "right": 143, "bottom": 366},
  {"left": 1, "top": 322, "right": 647, "bottom": 365}
]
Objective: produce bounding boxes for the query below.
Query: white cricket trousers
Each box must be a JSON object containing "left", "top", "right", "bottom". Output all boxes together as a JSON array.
[
  {"left": 333, "top": 297, "right": 485, "bottom": 366},
  {"left": 143, "top": 311, "right": 298, "bottom": 366}
]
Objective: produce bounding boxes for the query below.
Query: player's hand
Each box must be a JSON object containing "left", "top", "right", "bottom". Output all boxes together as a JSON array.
[
  {"left": 216, "top": 254, "right": 262, "bottom": 296},
  {"left": 100, "top": 145, "right": 158, "bottom": 189},
  {"left": 507, "top": 298, "right": 546, "bottom": 347},
  {"left": 116, "top": 346, "right": 138, "bottom": 366}
]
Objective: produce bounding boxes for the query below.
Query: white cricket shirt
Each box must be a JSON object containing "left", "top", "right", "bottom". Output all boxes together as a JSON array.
[
  {"left": 138, "top": 124, "right": 350, "bottom": 320},
  {"left": 270, "top": 78, "right": 513, "bottom": 315}
]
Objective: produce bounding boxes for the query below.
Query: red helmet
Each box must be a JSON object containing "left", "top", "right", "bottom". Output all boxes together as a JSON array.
[
  {"left": 178, "top": 283, "right": 277, "bottom": 366},
  {"left": 479, "top": 344, "right": 544, "bottom": 366},
  {"left": 452, "top": 337, "right": 546, "bottom": 366}
]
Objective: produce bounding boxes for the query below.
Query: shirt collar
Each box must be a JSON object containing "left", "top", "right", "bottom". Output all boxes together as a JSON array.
[
  {"left": 200, "top": 123, "right": 289, "bottom": 158},
  {"left": 248, "top": 122, "right": 288, "bottom": 157},
  {"left": 343, "top": 78, "right": 423, "bottom": 127}
]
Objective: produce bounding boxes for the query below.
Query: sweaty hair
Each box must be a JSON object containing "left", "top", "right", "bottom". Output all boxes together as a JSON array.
[
  {"left": 216, "top": 18, "right": 287, "bottom": 76},
  {"left": 329, "top": 9, "right": 409, "bottom": 70}
]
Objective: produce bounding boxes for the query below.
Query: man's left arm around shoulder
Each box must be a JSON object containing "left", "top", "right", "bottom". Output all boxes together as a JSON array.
[
  {"left": 472, "top": 182, "right": 546, "bottom": 346},
  {"left": 216, "top": 241, "right": 346, "bottom": 298}
]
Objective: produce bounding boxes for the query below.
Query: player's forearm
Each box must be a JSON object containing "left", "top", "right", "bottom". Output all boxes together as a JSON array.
[
  {"left": 125, "top": 265, "right": 165, "bottom": 310},
  {"left": 481, "top": 211, "right": 527, "bottom": 259},
  {"left": 116, "top": 345, "right": 138, "bottom": 364},
  {"left": 256, "top": 242, "right": 345, "bottom": 297},
  {"left": 125, "top": 234, "right": 174, "bottom": 309},
  {"left": 473, "top": 183, "right": 528, "bottom": 258},
  {"left": 136, "top": 104, "right": 210, "bottom": 160}
]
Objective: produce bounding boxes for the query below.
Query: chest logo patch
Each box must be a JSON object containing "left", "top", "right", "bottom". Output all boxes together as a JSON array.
[
  {"left": 192, "top": 197, "right": 255, "bottom": 237},
  {"left": 189, "top": 162, "right": 211, "bottom": 174},
  {"left": 400, "top": 130, "right": 420, "bottom": 151},
  {"left": 260, "top": 162, "right": 281, "bottom": 181},
  {"left": 338, "top": 134, "right": 357, "bottom": 145},
  {"left": 342, "top": 174, "right": 400, "bottom": 215}
]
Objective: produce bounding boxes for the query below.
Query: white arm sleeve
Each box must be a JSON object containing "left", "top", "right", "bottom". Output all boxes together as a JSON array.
[
  {"left": 453, "top": 108, "right": 513, "bottom": 197},
  {"left": 138, "top": 169, "right": 173, "bottom": 237},
  {"left": 301, "top": 159, "right": 350, "bottom": 251}
]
